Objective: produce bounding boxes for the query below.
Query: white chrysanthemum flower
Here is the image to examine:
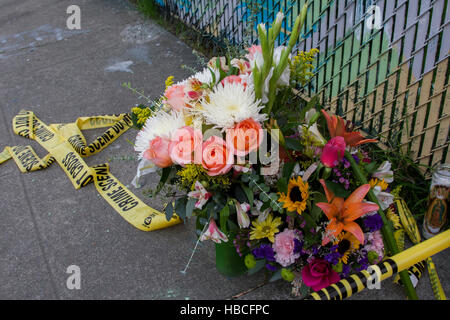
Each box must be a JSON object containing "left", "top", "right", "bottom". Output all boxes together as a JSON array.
[
  {"left": 134, "top": 110, "right": 184, "bottom": 159},
  {"left": 199, "top": 82, "right": 266, "bottom": 129},
  {"left": 178, "top": 67, "right": 220, "bottom": 87}
]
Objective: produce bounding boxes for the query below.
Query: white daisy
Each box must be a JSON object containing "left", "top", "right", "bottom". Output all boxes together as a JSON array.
[
  {"left": 199, "top": 82, "right": 266, "bottom": 129},
  {"left": 134, "top": 110, "right": 184, "bottom": 159}
]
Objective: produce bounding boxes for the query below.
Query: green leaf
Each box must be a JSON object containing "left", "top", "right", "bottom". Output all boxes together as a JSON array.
[
  {"left": 248, "top": 259, "right": 266, "bottom": 275},
  {"left": 325, "top": 180, "right": 351, "bottom": 198},
  {"left": 241, "top": 173, "right": 251, "bottom": 183},
  {"left": 300, "top": 282, "right": 310, "bottom": 296},
  {"left": 186, "top": 198, "right": 197, "bottom": 217},
  {"left": 240, "top": 183, "right": 254, "bottom": 207},
  {"left": 260, "top": 192, "right": 269, "bottom": 202},
  {"left": 260, "top": 201, "right": 270, "bottom": 212},
  {"left": 308, "top": 111, "right": 321, "bottom": 126},
  {"left": 195, "top": 213, "right": 208, "bottom": 236},
  {"left": 216, "top": 57, "right": 227, "bottom": 81},
  {"left": 174, "top": 197, "right": 187, "bottom": 221},
  {"left": 285, "top": 138, "right": 303, "bottom": 151},
  {"left": 234, "top": 184, "right": 248, "bottom": 204},
  {"left": 302, "top": 212, "right": 316, "bottom": 230},
  {"left": 219, "top": 205, "right": 230, "bottom": 233},
  {"left": 227, "top": 220, "right": 239, "bottom": 233},
  {"left": 299, "top": 95, "right": 318, "bottom": 122},
  {"left": 205, "top": 201, "right": 217, "bottom": 220},
  {"left": 277, "top": 177, "right": 288, "bottom": 194},
  {"left": 154, "top": 167, "right": 172, "bottom": 196},
  {"left": 364, "top": 162, "right": 378, "bottom": 174},
  {"left": 282, "top": 162, "right": 296, "bottom": 180},
  {"left": 207, "top": 67, "right": 216, "bottom": 86},
  {"left": 164, "top": 202, "right": 174, "bottom": 221},
  {"left": 269, "top": 269, "right": 282, "bottom": 282},
  {"left": 311, "top": 193, "right": 327, "bottom": 221}
]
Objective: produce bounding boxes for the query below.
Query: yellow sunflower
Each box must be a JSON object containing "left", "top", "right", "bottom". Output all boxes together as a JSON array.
[
  {"left": 250, "top": 214, "right": 282, "bottom": 243},
  {"left": 278, "top": 176, "right": 309, "bottom": 215},
  {"left": 333, "top": 232, "right": 361, "bottom": 264}
]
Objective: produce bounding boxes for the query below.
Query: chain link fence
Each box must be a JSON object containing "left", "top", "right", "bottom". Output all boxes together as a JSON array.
[{"left": 155, "top": 0, "right": 449, "bottom": 167}]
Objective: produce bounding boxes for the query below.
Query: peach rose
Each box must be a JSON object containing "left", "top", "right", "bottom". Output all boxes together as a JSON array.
[
  {"left": 226, "top": 118, "right": 263, "bottom": 156},
  {"left": 164, "top": 84, "right": 186, "bottom": 111},
  {"left": 143, "top": 136, "right": 173, "bottom": 168},
  {"left": 202, "top": 136, "right": 234, "bottom": 176},
  {"left": 170, "top": 126, "right": 203, "bottom": 166}
]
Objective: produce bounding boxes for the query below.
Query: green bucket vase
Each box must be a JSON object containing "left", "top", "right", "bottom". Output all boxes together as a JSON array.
[{"left": 215, "top": 235, "right": 247, "bottom": 277}]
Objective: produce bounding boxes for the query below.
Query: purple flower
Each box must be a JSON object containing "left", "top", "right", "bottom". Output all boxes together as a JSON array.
[
  {"left": 352, "top": 154, "right": 360, "bottom": 164},
  {"left": 325, "top": 252, "right": 341, "bottom": 265},
  {"left": 363, "top": 214, "right": 383, "bottom": 232},
  {"left": 324, "top": 245, "right": 341, "bottom": 265},
  {"left": 265, "top": 263, "right": 277, "bottom": 272},
  {"left": 252, "top": 244, "right": 275, "bottom": 262},
  {"left": 356, "top": 255, "right": 369, "bottom": 272},
  {"left": 343, "top": 158, "right": 351, "bottom": 169},
  {"left": 311, "top": 245, "right": 320, "bottom": 255},
  {"left": 293, "top": 238, "right": 303, "bottom": 255},
  {"left": 342, "top": 264, "right": 351, "bottom": 278}
]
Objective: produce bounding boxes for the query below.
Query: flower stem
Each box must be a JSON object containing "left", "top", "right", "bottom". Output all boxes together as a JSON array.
[{"left": 345, "top": 151, "right": 419, "bottom": 300}]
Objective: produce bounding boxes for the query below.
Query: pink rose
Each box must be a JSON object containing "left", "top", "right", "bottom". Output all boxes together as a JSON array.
[
  {"left": 321, "top": 136, "right": 346, "bottom": 168},
  {"left": 272, "top": 229, "right": 300, "bottom": 267},
  {"left": 226, "top": 118, "right": 263, "bottom": 156},
  {"left": 170, "top": 126, "right": 203, "bottom": 166},
  {"left": 202, "top": 136, "right": 234, "bottom": 176},
  {"left": 143, "top": 136, "right": 173, "bottom": 168},
  {"left": 164, "top": 84, "right": 187, "bottom": 111},
  {"left": 301, "top": 258, "right": 340, "bottom": 292}
]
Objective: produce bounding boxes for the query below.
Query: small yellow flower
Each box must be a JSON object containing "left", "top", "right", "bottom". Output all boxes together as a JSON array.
[
  {"left": 278, "top": 176, "right": 309, "bottom": 215},
  {"left": 250, "top": 214, "right": 283, "bottom": 243},
  {"left": 369, "top": 178, "right": 388, "bottom": 191},
  {"left": 165, "top": 76, "right": 174, "bottom": 90},
  {"left": 131, "top": 106, "right": 153, "bottom": 125},
  {"left": 333, "top": 232, "right": 360, "bottom": 264},
  {"left": 386, "top": 208, "right": 402, "bottom": 229}
]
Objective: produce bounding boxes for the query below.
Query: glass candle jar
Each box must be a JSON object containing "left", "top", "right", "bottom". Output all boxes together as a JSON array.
[{"left": 422, "top": 164, "right": 450, "bottom": 239}]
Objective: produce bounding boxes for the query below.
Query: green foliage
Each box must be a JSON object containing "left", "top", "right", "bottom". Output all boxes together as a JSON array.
[
  {"left": 164, "top": 202, "right": 174, "bottom": 221},
  {"left": 364, "top": 143, "right": 431, "bottom": 219},
  {"left": 136, "top": 0, "right": 159, "bottom": 19},
  {"left": 248, "top": 259, "right": 266, "bottom": 275}
]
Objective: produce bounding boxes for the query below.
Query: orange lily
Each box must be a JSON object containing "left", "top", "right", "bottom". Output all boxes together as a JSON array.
[
  {"left": 316, "top": 179, "right": 379, "bottom": 246},
  {"left": 321, "top": 110, "right": 378, "bottom": 147}
]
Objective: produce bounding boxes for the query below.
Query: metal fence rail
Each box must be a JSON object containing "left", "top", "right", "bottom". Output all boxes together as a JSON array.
[{"left": 156, "top": 0, "right": 449, "bottom": 167}]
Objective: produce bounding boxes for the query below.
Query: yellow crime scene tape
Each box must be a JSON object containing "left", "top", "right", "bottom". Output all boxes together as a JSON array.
[
  {"left": 0, "top": 110, "right": 181, "bottom": 231},
  {"left": 392, "top": 197, "right": 447, "bottom": 300},
  {"left": 305, "top": 229, "right": 450, "bottom": 300}
]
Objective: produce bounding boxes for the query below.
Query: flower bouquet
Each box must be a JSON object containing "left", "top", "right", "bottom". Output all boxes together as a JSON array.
[{"left": 129, "top": 5, "right": 417, "bottom": 297}]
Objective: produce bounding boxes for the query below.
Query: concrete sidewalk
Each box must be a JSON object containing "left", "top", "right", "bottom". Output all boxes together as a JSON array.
[{"left": 0, "top": 0, "right": 448, "bottom": 300}]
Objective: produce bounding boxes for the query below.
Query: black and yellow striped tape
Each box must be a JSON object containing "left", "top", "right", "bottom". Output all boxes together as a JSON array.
[{"left": 305, "top": 230, "right": 450, "bottom": 300}]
